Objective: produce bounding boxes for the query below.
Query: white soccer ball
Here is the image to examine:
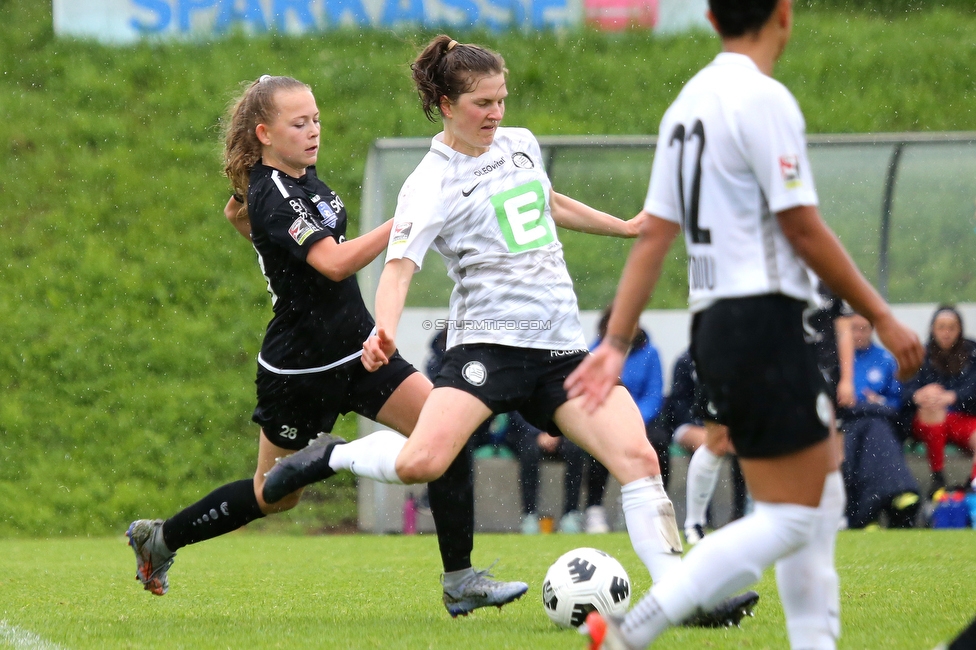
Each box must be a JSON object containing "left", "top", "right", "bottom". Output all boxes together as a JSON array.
[{"left": 541, "top": 547, "right": 631, "bottom": 628}]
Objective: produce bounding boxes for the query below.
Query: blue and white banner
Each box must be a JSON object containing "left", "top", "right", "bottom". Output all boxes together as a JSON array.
[{"left": 52, "top": 0, "right": 582, "bottom": 43}]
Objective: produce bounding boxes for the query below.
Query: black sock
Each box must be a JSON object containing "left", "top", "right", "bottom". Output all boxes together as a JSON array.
[
  {"left": 428, "top": 447, "right": 474, "bottom": 573},
  {"left": 162, "top": 478, "right": 265, "bottom": 551}
]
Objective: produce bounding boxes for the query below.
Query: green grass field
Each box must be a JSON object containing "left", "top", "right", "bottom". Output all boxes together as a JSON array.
[
  {"left": 2, "top": 530, "right": 973, "bottom": 649},
  {"left": 3, "top": 3, "right": 976, "bottom": 538}
]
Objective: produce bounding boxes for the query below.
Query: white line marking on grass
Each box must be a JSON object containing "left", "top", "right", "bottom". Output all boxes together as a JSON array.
[{"left": 0, "top": 621, "right": 67, "bottom": 650}]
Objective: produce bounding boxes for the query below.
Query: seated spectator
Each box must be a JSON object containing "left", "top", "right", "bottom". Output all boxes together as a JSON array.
[
  {"left": 851, "top": 312, "right": 903, "bottom": 410},
  {"left": 904, "top": 305, "right": 976, "bottom": 494},
  {"left": 841, "top": 314, "right": 920, "bottom": 528}
]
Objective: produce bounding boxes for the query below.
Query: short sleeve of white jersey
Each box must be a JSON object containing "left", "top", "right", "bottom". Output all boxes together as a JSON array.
[
  {"left": 385, "top": 155, "right": 448, "bottom": 271},
  {"left": 644, "top": 75, "right": 816, "bottom": 221},
  {"left": 740, "top": 83, "right": 818, "bottom": 214},
  {"left": 642, "top": 122, "right": 682, "bottom": 224}
]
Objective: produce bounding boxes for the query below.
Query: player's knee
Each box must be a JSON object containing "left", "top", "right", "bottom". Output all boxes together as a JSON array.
[
  {"left": 626, "top": 440, "right": 662, "bottom": 478},
  {"left": 396, "top": 454, "right": 447, "bottom": 484}
]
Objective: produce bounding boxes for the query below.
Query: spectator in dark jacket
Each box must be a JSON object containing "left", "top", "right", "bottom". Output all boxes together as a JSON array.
[{"left": 904, "top": 305, "right": 976, "bottom": 493}]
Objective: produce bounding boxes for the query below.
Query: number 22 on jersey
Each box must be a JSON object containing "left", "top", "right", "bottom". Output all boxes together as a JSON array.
[{"left": 669, "top": 120, "right": 716, "bottom": 291}]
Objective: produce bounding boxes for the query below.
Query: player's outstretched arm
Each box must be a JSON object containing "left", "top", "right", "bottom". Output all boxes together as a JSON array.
[
  {"left": 549, "top": 190, "right": 645, "bottom": 238},
  {"left": 777, "top": 205, "right": 924, "bottom": 380},
  {"left": 565, "top": 213, "right": 680, "bottom": 411},
  {"left": 362, "top": 257, "right": 415, "bottom": 372},
  {"left": 306, "top": 219, "right": 394, "bottom": 282}
]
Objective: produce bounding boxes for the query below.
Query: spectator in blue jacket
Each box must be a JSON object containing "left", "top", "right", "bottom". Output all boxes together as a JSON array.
[
  {"left": 842, "top": 313, "right": 919, "bottom": 528},
  {"left": 851, "top": 313, "right": 903, "bottom": 410}
]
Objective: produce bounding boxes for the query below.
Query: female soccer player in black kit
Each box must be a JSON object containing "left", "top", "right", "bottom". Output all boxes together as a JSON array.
[{"left": 125, "top": 74, "right": 527, "bottom": 616}]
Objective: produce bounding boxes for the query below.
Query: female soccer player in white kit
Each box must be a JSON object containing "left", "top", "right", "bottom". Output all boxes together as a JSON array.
[
  {"left": 567, "top": 1, "right": 924, "bottom": 648},
  {"left": 269, "top": 32, "right": 685, "bottom": 589},
  {"left": 266, "top": 35, "right": 759, "bottom": 626}
]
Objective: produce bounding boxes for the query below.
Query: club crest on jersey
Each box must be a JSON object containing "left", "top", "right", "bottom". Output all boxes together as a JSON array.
[
  {"left": 391, "top": 222, "right": 412, "bottom": 246},
  {"left": 512, "top": 152, "right": 534, "bottom": 169},
  {"left": 779, "top": 155, "right": 801, "bottom": 188},
  {"left": 461, "top": 361, "right": 487, "bottom": 386},
  {"left": 315, "top": 200, "right": 338, "bottom": 228},
  {"left": 289, "top": 217, "right": 320, "bottom": 245}
]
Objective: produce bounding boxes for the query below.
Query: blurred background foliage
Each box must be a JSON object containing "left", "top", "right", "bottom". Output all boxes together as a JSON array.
[{"left": 1, "top": 2, "right": 974, "bottom": 536}]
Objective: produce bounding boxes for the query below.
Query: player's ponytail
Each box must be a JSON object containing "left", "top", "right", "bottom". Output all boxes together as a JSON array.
[
  {"left": 222, "top": 75, "right": 309, "bottom": 217},
  {"left": 410, "top": 35, "right": 507, "bottom": 123}
]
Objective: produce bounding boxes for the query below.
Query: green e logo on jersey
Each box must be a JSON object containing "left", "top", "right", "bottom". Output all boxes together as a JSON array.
[{"left": 491, "top": 180, "right": 555, "bottom": 253}]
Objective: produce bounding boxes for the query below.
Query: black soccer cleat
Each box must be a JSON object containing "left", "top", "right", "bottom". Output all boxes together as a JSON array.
[
  {"left": 683, "top": 590, "right": 760, "bottom": 628},
  {"left": 262, "top": 433, "right": 346, "bottom": 504}
]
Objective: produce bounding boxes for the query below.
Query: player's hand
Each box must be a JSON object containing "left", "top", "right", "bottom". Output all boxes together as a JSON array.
[
  {"left": 564, "top": 346, "right": 625, "bottom": 414},
  {"left": 624, "top": 211, "right": 648, "bottom": 238},
  {"left": 362, "top": 327, "right": 396, "bottom": 372},
  {"left": 873, "top": 314, "right": 924, "bottom": 382}
]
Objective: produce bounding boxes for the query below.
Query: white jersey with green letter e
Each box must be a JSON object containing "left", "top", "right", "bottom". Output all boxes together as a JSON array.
[{"left": 387, "top": 127, "right": 587, "bottom": 351}]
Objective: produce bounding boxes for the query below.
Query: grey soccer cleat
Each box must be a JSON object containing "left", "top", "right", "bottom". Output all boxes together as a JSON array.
[
  {"left": 262, "top": 433, "right": 346, "bottom": 505},
  {"left": 442, "top": 564, "right": 529, "bottom": 617},
  {"left": 126, "top": 519, "right": 176, "bottom": 596},
  {"left": 683, "top": 590, "right": 760, "bottom": 628}
]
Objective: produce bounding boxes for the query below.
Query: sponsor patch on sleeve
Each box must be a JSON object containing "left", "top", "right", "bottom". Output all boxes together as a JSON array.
[
  {"left": 391, "top": 221, "right": 412, "bottom": 246},
  {"left": 779, "top": 155, "right": 802, "bottom": 189},
  {"left": 289, "top": 217, "right": 321, "bottom": 245}
]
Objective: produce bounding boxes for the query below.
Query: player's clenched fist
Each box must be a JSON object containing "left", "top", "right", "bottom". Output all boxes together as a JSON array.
[{"left": 362, "top": 327, "right": 396, "bottom": 372}]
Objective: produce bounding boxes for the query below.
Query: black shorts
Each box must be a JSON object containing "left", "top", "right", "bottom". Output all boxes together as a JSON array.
[
  {"left": 690, "top": 294, "right": 831, "bottom": 459},
  {"left": 433, "top": 344, "right": 589, "bottom": 436},
  {"left": 252, "top": 352, "right": 416, "bottom": 450}
]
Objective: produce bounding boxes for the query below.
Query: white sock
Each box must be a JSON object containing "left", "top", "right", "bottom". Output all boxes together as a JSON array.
[
  {"left": 329, "top": 430, "right": 406, "bottom": 484},
  {"left": 622, "top": 501, "right": 820, "bottom": 648},
  {"left": 775, "top": 471, "right": 845, "bottom": 649},
  {"left": 620, "top": 476, "right": 683, "bottom": 583},
  {"left": 684, "top": 445, "right": 724, "bottom": 529}
]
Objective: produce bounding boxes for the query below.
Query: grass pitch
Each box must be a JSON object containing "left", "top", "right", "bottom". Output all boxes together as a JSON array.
[{"left": 1, "top": 530, "right": 973, "bottom": 649}]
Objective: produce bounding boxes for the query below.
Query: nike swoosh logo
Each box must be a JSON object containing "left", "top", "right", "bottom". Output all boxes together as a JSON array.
[{"left": 461, "top": 183, "right": 480, "bottom": 197}]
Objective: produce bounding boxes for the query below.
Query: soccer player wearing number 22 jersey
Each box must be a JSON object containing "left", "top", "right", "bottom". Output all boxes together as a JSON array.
[{"left": 567, "top": 1, "right": 924, "bottom": 648}]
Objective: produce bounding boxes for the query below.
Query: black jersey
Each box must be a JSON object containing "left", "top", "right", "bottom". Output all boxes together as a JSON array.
[{"left": 247, "top": 162, "right": 373, "bottom": 372}]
